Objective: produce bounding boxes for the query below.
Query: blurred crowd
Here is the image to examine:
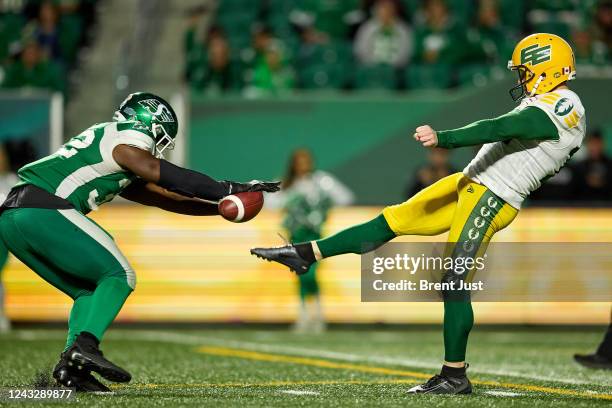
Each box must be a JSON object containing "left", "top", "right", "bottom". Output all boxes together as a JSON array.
[
  {"left": 184, "top": 0, "right": 611, "bottom": 96},
  {"left": 407, "top": 128, "right": 612, "bottom": 205},
  {"left": 0, "top": 0, "right": 99, "bottom": 95}
]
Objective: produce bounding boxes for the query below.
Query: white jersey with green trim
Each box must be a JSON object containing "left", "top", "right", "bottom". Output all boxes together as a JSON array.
[
  {"left": 464, "top": 89, "right": 586, "bottom": 209},
  {"left": 17, "top": 121, "right": 155, "bottom": 214}
]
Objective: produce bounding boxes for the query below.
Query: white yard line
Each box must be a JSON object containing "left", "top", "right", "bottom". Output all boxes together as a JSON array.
[
  {"left": 14, "top": 330, "right": 604, "bottom": 387},
  {"left": 279, "top": 390, "right": 320, "bottom": 396},
  {"left": 485, "top": 390, "right": 523, "bottom": 397}
]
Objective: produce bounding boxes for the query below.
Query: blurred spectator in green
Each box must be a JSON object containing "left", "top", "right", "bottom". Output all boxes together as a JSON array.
[
  {"left": 594, "top": 0, "right": 612, "bottom": 54},
  {"left": 413, "top": 0, "right": 468, "bottom": 64},
  {"left": 185, "top": 25, "right": 239, "bottom": 95},
  {"left": 184, "top": 7, "right": 210, "bottom": 81},
  {"left": 240, "top": 24, "right": 275, "bottom": 70},
  {"left": 570, "top": 129, "right": 612, "bottom": 202},
  {"left": 266, "top": 148, "right": 354, "bottom": 333},
  {"left": 406, "top": 148, "right": 456, "bottom": 198},
  {"left": 290, "top": 0, "right": 359, "bottom": 41},
  {"left": 243, "top": 40, "right": 295, "bottom": 98},
  {"left": 23, "top": 0, "right": 84, "bottom": 64},
  {"left": 527, "top": 0, "right": 580, "bottom": 40},
  {"left": 0, "top": 4, "right": 26, "bottom": 63},
  {"left": 354, "top": 0, "right": 412, "bottom": 67},
  {"left": 1, "top": 40, "right": 64, "bottom": 92},
  {"left": 469, "top": 0, "right": 515, "bottom": 64},
  {"left": 32, "top": 1, "right": 62, "bottom": 61},
  {"left": 572, "top": 28, "right": 609, "bottom": 65}
]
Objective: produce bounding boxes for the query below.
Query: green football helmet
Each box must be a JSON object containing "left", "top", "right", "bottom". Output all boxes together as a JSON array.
[{"left": 113, "top": 92, "right": 178, "bottom": 158}]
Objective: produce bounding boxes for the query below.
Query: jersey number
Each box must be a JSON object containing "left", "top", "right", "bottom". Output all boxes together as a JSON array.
[
  {"left": 86, "top": 178, "right": 130, "bottom": 211},
  {"left": 58, "top": 129, "right": 96, "bottom": 158}
]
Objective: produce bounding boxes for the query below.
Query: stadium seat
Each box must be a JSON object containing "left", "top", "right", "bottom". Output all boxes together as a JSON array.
[
  {"left": 217, "top": 0, "right": 259, "bottom": 15},
  {"left": 406, "top": 64, "right": 453, "bottom": 90},
  {"left": 458, "top": 64, "right": 492, "bottom": 87},
  {"left": 531, "top": 0, "right": 580, "bottom": 12},
  {"left": 402, "top": 0, "right": 474, "bottom": 22},
  {"left": 500, "top": 0, "right": 526, "bottom": 29},
  {"left": 0, "top": 13, "right": 26, "bottom": 60},
  {"left": 354, "top": 64, "right": 399, "bottom": 90},
  {"left": 532, "top": 21, "right": 572, "bottom": 40},
  {"left": 59, "top": 14, "right": 84, "bottom": 63},
  {"left": 298, "top": 62, "right": 346, "bottom": 89}
]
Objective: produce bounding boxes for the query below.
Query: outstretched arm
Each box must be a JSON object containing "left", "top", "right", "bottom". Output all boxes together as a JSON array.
[
  {"left": 414, "top": 106, "right": 559, "bottom": 149},
  {"left": 120, "top": 180, "right": 219, "bottom": 216},
  {"left": 112, "top": 145, "right": 280, "bottom": 202}
]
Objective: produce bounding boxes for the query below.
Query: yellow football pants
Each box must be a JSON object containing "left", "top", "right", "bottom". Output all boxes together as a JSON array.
[
  {"left": 383, "top": 172, "right": 518, "bottom": 251},
  {"left": 382, "top": 172, "right": 518, "bottom": 362}
]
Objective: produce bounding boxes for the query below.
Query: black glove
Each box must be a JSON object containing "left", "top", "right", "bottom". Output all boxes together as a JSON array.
[{"left": 224, "top": 180, "right": 281, "bottom": 194}]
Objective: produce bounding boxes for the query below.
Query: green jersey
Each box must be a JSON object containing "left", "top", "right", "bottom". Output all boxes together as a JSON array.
[{"left": 18, "top": 121, "right": 155, "bottom": 214}]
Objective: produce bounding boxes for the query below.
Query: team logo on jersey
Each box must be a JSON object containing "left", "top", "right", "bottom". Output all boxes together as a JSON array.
[
  {"left": 554, "top": 98, "right": 573, "bottom": 116},
  {"left": 138, "top": 99, "right": 175, "bottom": 122},
  {"left": 520, "top": 44, "right": 552, "bottom": 66}
]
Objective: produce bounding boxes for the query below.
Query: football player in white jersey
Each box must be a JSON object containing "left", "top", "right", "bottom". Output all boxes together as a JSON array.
[{"left": 252, "top": 33, "right": 586, "bottom": 394}]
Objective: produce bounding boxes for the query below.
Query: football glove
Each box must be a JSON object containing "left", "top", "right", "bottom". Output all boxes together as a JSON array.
[{"left": 225, "top": 180, "right": 281, "bottom": 194}]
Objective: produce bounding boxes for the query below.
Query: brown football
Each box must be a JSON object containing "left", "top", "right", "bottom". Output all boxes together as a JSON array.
[{"left": 218, "top": 191, "right": 264, "bottom": 223}]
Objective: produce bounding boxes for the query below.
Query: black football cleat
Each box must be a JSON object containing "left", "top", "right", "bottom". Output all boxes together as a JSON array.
[
  {"left": 407, "top": 374, "right": 472, "bottom": 395},
  {"left": 53, "top": 352, "right": 112, "bottom": 393},
  {"left": 250, "top": 245, "right": 313, "bottom": 274},
  {"left": 72, "top": 373, "right": 112, "bottom": 393},
  {"left": 574, "top": 353, "right": 612, "bottom": 370},
  {"left": 65, "top": 332, "right": 131, "bottom": 383}
]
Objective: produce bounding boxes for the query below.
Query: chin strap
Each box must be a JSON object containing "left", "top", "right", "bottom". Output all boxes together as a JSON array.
[{"left": 529, "top": 74, "right": 546, "bottom": 97}]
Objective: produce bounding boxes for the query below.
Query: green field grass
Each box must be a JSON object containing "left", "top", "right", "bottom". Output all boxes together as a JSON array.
[{"left": 0, "top": 327, "right": 610, "bottom": 407}]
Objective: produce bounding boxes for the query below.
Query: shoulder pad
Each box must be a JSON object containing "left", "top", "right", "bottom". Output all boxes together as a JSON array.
[
  {"left": 532, "top": 91, "right": 584, "bottom": 130},
  {"left": 116, "top": 121, "right": 154, "bottom": 138}
]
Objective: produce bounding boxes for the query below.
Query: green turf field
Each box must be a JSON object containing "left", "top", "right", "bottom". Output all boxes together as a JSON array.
[{"left": 0, "top": 327, "right": 610, "bottom": 407}]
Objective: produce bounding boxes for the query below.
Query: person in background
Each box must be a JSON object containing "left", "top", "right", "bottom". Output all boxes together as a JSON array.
[
  {"left": 574, "top": 309, "right": 612, "bottom": 369},
  {"left": 469, "top": 0, "right": 514, "bottom": 64},
  {"left": 413, "top": 0, "right": 467, "bottom": 65},
  {"left": 187, "top": 26, "right": 237, "bottom": 94},
  {"left": 241, "top": 25, "right": 274, "bottom": 69},
  {"left": 406, "top": 148, "right": 456, "bottom": 199},
  {"left": 243, "top": 40, "right": 295, "bottom": 98},
  {"left": 572, "top": 27, "right": 609, "bottom": 65},
  {"left": 32, "top": 1, "right": 62, "bottom": 61},
  {"left": 267, "top": 149, "right": 354, "bottom": 333},
  {"left": 0, "top": 144, "right": 18, "bottom": 333},
  {"left": 289, "top": 0, "right": 357, "bottom": 42},
  {"left": 184, "top": 5, "right": 208, "bottom": 81},
  {"left": 594, "top": 0, "right": 612, "bottom": 53},
  {"left": 1, "top": 40, "right": 64, "bottom": 92},
  {"left": 184, "top": 7, "right": 239, "bottom": 94},
  {"left": 570, "top": 129, "right": 612, "bottom": 202},
  {"left": 354, "top": 0, "right": 412, "bottom": 67}
]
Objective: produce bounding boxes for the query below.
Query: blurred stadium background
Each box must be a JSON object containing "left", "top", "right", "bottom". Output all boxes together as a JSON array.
[{"left": 0, "top": 0, "right": 611, "bottom": 327}]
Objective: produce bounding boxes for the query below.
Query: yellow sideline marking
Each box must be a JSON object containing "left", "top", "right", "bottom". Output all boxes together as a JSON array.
[
  {"left": 196, "top": 346, "right": 612, "bottom": 401},
  {"left": 197, "top": 346, "right": 431, "bottom": 379}
]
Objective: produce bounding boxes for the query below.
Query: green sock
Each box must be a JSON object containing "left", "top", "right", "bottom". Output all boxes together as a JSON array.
[
  {"left": 316, "top": 214, "right": 396, "bottom": 258},
  {"left": 65, "top": 294, "right": 93, "bottom": 351},
  {"left": 443, "top": 301, "right": 474, "bottom": 362},
  {"left": 80, "top": 276, "right": 133, "bottom": 342},
  {"left": 298, "top": 266, "right": 319, "bottom": 300}
]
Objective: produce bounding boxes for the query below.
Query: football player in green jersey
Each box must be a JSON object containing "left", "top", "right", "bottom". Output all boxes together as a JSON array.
[{"left": 0, "top": 92, "right": 280, "bottom": 392}]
